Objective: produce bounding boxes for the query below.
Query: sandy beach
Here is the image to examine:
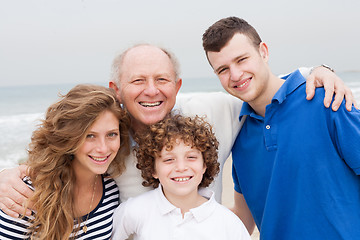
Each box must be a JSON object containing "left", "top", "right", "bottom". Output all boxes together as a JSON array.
[{"left": 222, "top": 155, "right": 260, "bottom": 240}]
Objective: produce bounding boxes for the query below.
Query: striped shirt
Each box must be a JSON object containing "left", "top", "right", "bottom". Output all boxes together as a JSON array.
[{"left": 0, "top": 175, "right": 120, "bottom": 240}]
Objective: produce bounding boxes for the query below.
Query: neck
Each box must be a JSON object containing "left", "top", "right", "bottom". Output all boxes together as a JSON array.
[
  {"left": 130, "top": 119, "right": 147, "bottom": 133},
  {"left": 249, "top": 74, "right": 285, "bottom": 117},
  {"left": 163, "top": 187, "right": 207, "bottom": 218},
  {"left": 72, "top": 164, "right": 99, "bottom": 190}
]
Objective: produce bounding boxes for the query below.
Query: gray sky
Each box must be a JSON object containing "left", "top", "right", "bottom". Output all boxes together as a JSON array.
[{"left": 1, "top": 0, "right": 359, "bottom": 87}]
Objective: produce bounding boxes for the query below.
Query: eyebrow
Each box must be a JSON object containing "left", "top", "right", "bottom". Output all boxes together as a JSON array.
[
  {"left": 87, "top": 128, "right": 120, "bottom": 134},
  {"left": 215, "top": 64, "right": 227, "bottom": 73}
]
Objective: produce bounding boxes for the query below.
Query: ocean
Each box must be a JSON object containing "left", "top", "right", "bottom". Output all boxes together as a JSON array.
[{"left": 1, "top": 72, "right": 359, "bottom": 169}]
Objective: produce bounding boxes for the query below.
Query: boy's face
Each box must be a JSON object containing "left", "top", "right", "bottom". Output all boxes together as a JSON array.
[
  {"left": 207, "top": 33, "right": 270, "bottom": 105},
  {"left": 153, "top": 139, "right": 206, "bottom": 202}
]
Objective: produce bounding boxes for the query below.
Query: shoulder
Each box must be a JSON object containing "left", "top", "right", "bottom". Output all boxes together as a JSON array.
[
  {"left": 100, "top": 176, "right": 120, "bottom": 211},
  {"left": 0, "top": 209, "right": 33, "bottom": 238},
  {"left": 113, "top": 189, "right": 158, "bottom": 227},
  {"left": 175, "top": 92, "right": 242, "bottom": 113},
  {"left": 124, "top": 188, "right": 157, "bottom": 209},
  {"left": 103, "top": 176, "right": 119, "bottom": 198}
]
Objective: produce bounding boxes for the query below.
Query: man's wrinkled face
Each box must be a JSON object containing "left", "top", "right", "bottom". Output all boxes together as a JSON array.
[{"left": 113, "top": 46, "right": 182, "bottom": 130}]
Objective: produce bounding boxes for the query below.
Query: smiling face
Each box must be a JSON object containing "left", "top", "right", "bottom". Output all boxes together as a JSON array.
[
  {"left": 153, "top": 139, "right": 206, "bottom": 202},
  {"left": 207, "top": 33, "right": 271, "bottom": 107},
  {"left": 111, "top": 45, "right": 182, "bottom": 130},
  {"left": 73, "top": 110, "right": 121, "bottom": 177}
]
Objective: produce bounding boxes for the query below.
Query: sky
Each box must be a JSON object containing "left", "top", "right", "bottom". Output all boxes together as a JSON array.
[{"left": 1, "top": 0, "right": 359, "bottom": 87}]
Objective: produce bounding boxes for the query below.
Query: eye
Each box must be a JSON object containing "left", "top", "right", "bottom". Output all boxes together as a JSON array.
[
  {"left": 107, "top": 132, "right": 119, "bottom": 138},
  {"left": 218, "top": 67, "right": 228, "bottom": 75},
  {"left": 163, "top": 158, "right": 174, "bottom": 163},
  {"left": 132, "top": 79, "right": 144, "bottom": 84},
  {"left": 187, "top": 156, "right": 198, "bottom": 160},
  {"left": 237, "top": 57, "right": 247, "bottom": 63},
  {"left": 86, "top": 134, "right": 95, "bottom": 139},
  {"left": 157, "top": 78, "right": 171, "bottom": 83}
]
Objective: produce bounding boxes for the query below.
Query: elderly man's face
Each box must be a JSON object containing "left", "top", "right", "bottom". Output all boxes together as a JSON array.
[{"left": 111, "top": 45, "right": 182, "bottom": 130}]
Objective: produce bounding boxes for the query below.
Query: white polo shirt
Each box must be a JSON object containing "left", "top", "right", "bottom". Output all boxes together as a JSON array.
[{"left": 112, "top": 187, "right": 251, "bottom": 240}]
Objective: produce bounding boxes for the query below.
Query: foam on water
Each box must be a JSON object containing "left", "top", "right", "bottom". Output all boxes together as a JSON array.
[{"left": 0, "top": 113, "right": 44, "bottom": 168}]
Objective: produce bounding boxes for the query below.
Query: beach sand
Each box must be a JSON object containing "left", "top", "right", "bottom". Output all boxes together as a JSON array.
[{"left": 221, "top": 155, "right": 260, "bottom": 240}]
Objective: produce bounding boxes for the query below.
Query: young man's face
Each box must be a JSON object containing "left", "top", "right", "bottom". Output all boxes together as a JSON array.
[
  {"left": 110, "top": 45, "right": 182, "bottom": 131},
  {"left": 207, "top": 33, "right": 270, "bottom": 105}
]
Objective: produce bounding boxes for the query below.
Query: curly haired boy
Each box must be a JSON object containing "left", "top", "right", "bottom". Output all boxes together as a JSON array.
[{"left": 112, "top": 113, "right": 250, "bottom": 240}]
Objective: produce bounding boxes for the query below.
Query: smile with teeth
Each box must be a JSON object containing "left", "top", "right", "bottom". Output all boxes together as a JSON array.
[
  {"left": 235, "top": 78, "right": 251, "bottom": 88},
  {"left": 172, "top": 176, "right": 192, "bottom": 182},
  {"left": 139, "top": 101, "right": 162, "bottom": 107},
  {"left": 90, "top": 155, "right": 109, "bottom": 162}
]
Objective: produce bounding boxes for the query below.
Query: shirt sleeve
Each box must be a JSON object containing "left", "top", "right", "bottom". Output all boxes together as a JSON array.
[
  {"left": 278, "top": 67, "right": 312, "bottom": 79},
  {"left": 232, "top": 160, "right": 242, "bottom": 194},
  {"left": 112, "top": 201, "right": 135, "bottom": 240},
  {"left": 331, "top": 103, "right": 360, "bottom": 174},
  {"left": 0, "top": 210, "right": 32, "bottom": 239}
]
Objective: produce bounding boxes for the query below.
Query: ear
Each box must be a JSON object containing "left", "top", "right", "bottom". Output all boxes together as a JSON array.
[
  {"left": 202, "top": 162, "right": 207, "bottom": 175},
  {"left": 109, "top": 81, "right": 122, "bottom": 103},
  {"left": 259, "top": 42, "right": 269, "bottom": 62},
  {"left": 175, "top": 78, "right": 182, "bottom": 94},
  {"left": 152, "top": 172, "right": 158, "bottom": 179}
]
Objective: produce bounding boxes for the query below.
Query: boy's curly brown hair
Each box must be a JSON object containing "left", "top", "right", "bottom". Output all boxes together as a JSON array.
[{"left": 134, "top": 113, "right": 220, "bottom": 189}]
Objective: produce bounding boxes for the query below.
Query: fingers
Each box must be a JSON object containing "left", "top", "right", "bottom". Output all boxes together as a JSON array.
[
  {"left": 305, "top": 75, "right": 316, "bottom": 101},
  {"left": 322, "top": 81, "right": 335, "bottom": 109},
  {"left": 0, "top": 197, "right": 31, "bottom": 218},
  {"left": 0, "top": 167, "right": 33, "bottom": 217},
  {"left": 329, "top": 89, "right": 343, "bottom": 111},
  {"left": 353, "top": 100, "right": 359, "bottom": 110},
  {"left": 343, "top": 86, "right": 356, "bottom": 111},
  {"left": 18, "top": 164, "right": 30, "bottom": 178}
]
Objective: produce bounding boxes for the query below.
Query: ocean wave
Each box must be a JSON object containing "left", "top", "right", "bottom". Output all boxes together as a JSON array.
[{"left": 0, "top": 112, "right": 44, "bottom": 125}]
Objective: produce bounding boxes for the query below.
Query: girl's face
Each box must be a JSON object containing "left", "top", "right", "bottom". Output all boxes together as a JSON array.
[
  {"left": 153, "top": 139, "right": 206, "bottom": 202},
  {"left": 73, "top": 110, "right": 120, "bottom": 177}
]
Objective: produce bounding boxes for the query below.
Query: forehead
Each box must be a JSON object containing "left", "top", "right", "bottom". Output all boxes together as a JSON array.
[
  {"left": 121, "top": 46, "right": 176, "bottom": 79},
  {"left": 208, "top": 33, "right": 257, "bottom": 67}
]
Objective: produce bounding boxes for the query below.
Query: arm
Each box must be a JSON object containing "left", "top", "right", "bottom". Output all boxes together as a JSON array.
[
  {"left": 301, "top": 66, "right": 357, "bottom": 111},
  {"left": 0, "top": 165, "right": 33, "bottom": 217},
  {"left": 112, "top": 202, "right": 134, "bottom": 240},
  {"left": 231, "top": 191, "right": 256, "bottom": 235}
]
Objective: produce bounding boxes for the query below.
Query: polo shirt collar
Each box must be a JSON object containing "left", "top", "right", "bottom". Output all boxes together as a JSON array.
[
  {"left": 190, "top": 188, "right": 217, "bottom": 222},
  {"left": 239, "top": 69, "right": 306, "bottom": 118},
  {"left": 155, "top": 185, "right": 178, "bottom": 215},
  {"left": 155, "top": 186, "right": 217, "bottom": 222},
  {"left": 272, "top": 69, "right": 306, "bottom": 104}
]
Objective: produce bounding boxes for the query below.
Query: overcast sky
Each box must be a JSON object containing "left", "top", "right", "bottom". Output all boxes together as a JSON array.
[{"left": 1, "top": 0, "right": 359, "bottom": 87}]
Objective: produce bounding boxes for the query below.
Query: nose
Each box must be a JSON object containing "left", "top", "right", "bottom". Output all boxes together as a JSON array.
[
  {"left": 143, "top": 79, "right": 160, "bottom": 96},
  {"left": 229, "top": 66, "right": 244, "bottom": 82},
  {"left": 175, "top": 159, "right": 188, "bottom": 172},
  {"left": 95, "top": 137, "right": 108, "bottom": 153}
]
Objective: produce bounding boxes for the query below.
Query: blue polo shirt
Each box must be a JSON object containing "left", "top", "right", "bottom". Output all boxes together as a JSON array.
[{"left": 232, "top": 70, "right": 360, "bottom": 239}]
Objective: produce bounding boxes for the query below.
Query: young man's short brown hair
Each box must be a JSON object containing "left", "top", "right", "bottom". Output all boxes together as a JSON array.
[
  {"left": 202, "top": 16, "right": 262, "bottom": 53},
  {"left": 134, "top": 113, "right": 220, "bottom": 189}
]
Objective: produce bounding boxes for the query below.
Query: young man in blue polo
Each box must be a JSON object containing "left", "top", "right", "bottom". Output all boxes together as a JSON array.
[{"left": 202, "top": 16, "right": 360, "bottom": 239}]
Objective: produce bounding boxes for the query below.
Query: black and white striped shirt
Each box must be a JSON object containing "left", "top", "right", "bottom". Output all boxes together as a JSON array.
[{"left": 0, "top": 175, "right": 120, "bottom": 240}]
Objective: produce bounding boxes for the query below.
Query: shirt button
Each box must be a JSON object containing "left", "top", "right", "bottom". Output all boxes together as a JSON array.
[{"left": 266, "top": 125, "right": 271, "bottom": 130}]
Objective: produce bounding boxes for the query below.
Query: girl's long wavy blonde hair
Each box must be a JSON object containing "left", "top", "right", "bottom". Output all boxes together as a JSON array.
[{"left": 26, "top": 84, "right": 130, "bottom": 239}]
